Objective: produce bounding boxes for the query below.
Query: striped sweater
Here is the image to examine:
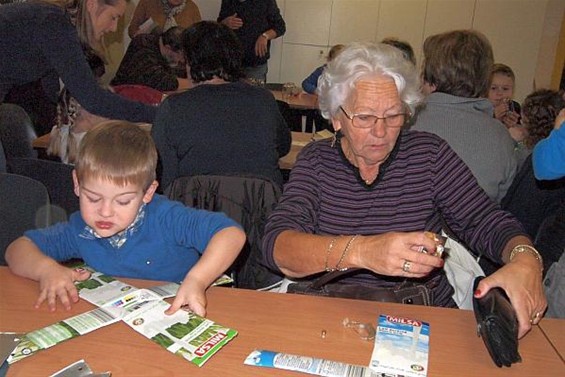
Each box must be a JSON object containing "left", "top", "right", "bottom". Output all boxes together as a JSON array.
[{"left": 263, "top": 130, "right": 527, "bottom": 307}]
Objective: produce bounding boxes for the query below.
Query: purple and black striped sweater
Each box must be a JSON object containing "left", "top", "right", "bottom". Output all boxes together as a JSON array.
[{"left": 263, "top": 130, "right": 527, "bottom": 307}]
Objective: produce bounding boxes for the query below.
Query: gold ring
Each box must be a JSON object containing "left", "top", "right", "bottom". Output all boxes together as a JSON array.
[
  {"left": 402, "top": 260, "right": 412, "bottom": 272},
  {"left": 531, "top": 312, "right": 541, "bottom": 322}
]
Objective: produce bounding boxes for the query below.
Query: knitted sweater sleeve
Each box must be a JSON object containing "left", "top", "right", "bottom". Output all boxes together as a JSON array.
[{"left": 37, "top": 12, "right": 156, "bottom": 122}]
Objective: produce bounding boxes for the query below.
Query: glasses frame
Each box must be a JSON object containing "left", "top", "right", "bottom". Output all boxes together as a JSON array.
[{"left": 339, "top": 103, "right": 410, "bottom": 129}]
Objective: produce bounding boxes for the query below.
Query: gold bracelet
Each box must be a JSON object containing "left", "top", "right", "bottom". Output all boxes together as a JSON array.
[
  {"left": 324, "top": 236, "right": 339, "bottom": 272},
  {"left": 509, "top": 245, "right": 543, "bottom": 272},
  {"left": 335, "top": 234, "right": 359, "bottom": 271}
]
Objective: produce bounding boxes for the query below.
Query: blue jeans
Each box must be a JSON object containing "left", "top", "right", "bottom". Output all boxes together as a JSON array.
[{"left": 244, "top": 63, "right": 268, "bottom": 83}]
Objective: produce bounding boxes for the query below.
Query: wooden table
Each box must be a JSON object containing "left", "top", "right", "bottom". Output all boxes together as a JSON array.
[
  {"left": 539, "top": 318, "right": 565, "bottom": 361},
  {"left": 1, "top": 267, "right": 563, "bottom": 376},
  {"left": 31, "top": 133, "right": 50, "bottom": 149},
  {"left": 279, "top": 131, "right": 312, "bottom": 170},
  {"left": 270, "top": 90, "right": 318, "bottom": 110},
  {"left": 34, "top": 131, "right": 310, "bottom": 171}
]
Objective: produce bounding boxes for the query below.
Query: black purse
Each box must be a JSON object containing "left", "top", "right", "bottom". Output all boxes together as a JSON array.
[
  {"left": 286, "top": 268, "right": 433, "bottom": 306},
  {"left": 472, "top": 276, "right": 521, "bottom": 367}
]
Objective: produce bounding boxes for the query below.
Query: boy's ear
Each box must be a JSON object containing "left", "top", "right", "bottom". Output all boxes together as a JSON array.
[
  {"left": 143, "top": 180, "right": 159, "bottom": 204},
  {"left": 72, "top": 170, "right": 80, "bottom": 197}
]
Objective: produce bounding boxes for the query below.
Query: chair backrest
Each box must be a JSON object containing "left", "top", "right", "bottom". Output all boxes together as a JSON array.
[
  {"left": 167, "top": 174, "right": 283, "bottom": 290},
  {"left": 0, "top": 103, "right": 37, "bottom": 159},
  {"left": 0, "top": 173, "right": 51, "bottom": 265},
  {"left": 0, "top": 141, "right": 6, "bottom": 173},
  {"left": 7, "top": 157, "right": 79, "bottom": 221}
]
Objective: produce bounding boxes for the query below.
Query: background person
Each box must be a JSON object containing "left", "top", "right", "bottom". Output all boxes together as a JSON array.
[
  {"left": 501, "top": 89, "right": 565, "bottom": 243},
  {"left": 5, "top": 121, "right": 246, "bottom": 317},
  {"left": 411, "top": 29, "right": 518, "bottom": 203},
  {"left": 301, "top": 44, "right": 345, "bottom": 95},
  {"left": 381, "top": 37, "right": 416, "bottom": 66},
  {"left": 218, "top": 0, "right": 285, "bottom": 83},
  {"left": 112, "top": 26, "right": 190, "bottom": 92},
  {"left": 488, "top": 63, "right": 526, "bottom": 145},
  {"left": 0, "top": 0, "right": 156, "bottom": 123},
  {"left": 128, "top": 0, "right": 201, "bottom": 38},
  {"left": 151, "top": 21, "right": 290, "bottom": 190},
  {"left": 533, "top": 108, "right": 565, "bottom": 180},
  {"left": 263, "top": 42, "right": 546, "bottom": 338}
]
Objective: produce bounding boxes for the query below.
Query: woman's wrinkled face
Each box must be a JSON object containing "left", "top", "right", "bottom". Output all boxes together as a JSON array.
[
  {"left": 332, "top": 76, "right": 404, "bottom": 167},
  {"left": 488, "top": 73, "right": 514, "bottom": 106},
  {"left": 89, "top": 0, "right": 127, "bottom": 42}
]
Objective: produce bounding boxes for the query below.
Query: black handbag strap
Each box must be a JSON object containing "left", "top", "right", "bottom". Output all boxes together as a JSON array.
[{"left": 310, "top": 268, "right": 363, "bottom": 289}]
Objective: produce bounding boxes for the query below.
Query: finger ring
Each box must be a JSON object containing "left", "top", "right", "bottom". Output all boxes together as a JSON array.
[
  {"left": 531, "top": 312, "right": 542, "bottom": 323},
  {"left": 402, "top": 260, "right": 412, "bottom": 272}
]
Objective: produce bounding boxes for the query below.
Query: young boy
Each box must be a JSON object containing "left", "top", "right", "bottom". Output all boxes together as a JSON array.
[{"left": 5, "top": 121, "right": 246, "bottom": 317}]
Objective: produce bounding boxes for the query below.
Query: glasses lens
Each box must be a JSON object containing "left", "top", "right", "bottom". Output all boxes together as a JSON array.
[
  {"left": 384, "top": 113, "right": 405, "bottom": 128},
  {"left": 352, "top": 114, "right": 377, "bottom": 128}
]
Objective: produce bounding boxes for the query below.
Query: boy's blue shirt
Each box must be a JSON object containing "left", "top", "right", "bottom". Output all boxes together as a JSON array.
[{"left": 24, "top": 195, "right": 241, "bottom": 282}]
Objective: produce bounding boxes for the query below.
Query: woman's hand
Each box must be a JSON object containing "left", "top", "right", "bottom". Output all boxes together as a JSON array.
[
  {"left": 255, "top": 35, "right": 268, "bottom": 57},
  {"left": 165, "top": 276, "right": 207, "bottom": 317},
  {"left": 474, "top": 253, "right": 546, "bottom": 339},
  {"left": 493, "top": 102, "right": 510, "bottom": 120},
  {"left": 36, "top": 266, "right": 91, "bottom": 311},
  {"left": 507, "top": 124, "right": 528, "bottom": 143},
  {"left": 502, "top": 111, "right": 520, "bottom": 129},
  {"left": 221, "top": 13, "right": 243, "bottom": 30},
  {"left": 351, "top": 232, "right": 445, "bottom": 278}
]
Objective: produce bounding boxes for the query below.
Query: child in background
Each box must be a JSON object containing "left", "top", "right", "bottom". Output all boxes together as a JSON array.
[
  {"left": 381, "top": 37, "right": 416, "bottom": 66},
  {"left": 5, "top": 121, "right": 246, "bottom": 317},
  {"left": 488, "top": 64, "right": 525, "bottom": 143},
  {"left": 48, "top": 88, "right": 108, "bottom": 164},
  {"left": 301, "top": 44, "right": 345, "bottom": 94}
]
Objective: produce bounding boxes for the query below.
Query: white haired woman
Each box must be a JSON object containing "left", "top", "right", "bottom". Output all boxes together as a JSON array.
[{"left": 262, "top": 42, "right": 546, "bottom": 339}]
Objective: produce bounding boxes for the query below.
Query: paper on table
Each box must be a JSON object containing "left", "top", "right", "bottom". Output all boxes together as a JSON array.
[{"left": 8, "top": 267, "right": 237, "bottom": 367}]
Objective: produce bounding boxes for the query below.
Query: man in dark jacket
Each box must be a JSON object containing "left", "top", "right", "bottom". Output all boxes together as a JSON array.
[
  {"left": 112, "top": 26, "right": 190, "bottom": 92},
  {"left": 218, "top": 0, "right": 285, "bottom": 82}
]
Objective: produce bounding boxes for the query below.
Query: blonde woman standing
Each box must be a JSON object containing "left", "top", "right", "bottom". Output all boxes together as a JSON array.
[{"left": 0, "top": 0, "right": 156, "bottom": 123}]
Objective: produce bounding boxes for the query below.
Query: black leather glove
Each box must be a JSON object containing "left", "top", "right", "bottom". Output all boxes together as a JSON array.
[{"left": 472, "top": 276, "right": 522, "bottom": 367}]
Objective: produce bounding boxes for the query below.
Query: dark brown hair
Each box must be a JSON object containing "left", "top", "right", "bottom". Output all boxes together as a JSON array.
[
  {"left": 422, "top": 30, "right": 493, "bottom": 98},
  {"left": 522, "top": 89, "right": 565, "bottom": 149}
]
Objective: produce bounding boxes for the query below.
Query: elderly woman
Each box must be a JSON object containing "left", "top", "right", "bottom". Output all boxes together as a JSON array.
[{"left": 262, "top": 42, "right": 546, "bottom": 338}]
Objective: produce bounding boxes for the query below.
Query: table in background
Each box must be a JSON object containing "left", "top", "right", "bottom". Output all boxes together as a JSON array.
[
  {"left": 279, "top": 131, "right": 312, "bottom": 170},
  {"left": 34, "top": 131, "right": 309, "bottom": 171},
  {"left": 539, "top": 318, "right": 565, "bottom": 361},
  {"left": 270, "top": 90, "right": 318, "bottom": 110},
  {"left": 1, "top": 267, "right": 563, "bottom": 376}
]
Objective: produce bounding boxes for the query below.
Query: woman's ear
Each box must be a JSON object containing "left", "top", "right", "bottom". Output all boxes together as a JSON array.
[
  {"left": 142, "top": 180, "right": 159, "bottom": 204},
  {"left": 332, "top": 116, "right": 342, "bottom": 132}
]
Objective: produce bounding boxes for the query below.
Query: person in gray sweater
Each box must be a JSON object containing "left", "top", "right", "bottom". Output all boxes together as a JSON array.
[{"left": 410, "top": 30, "right": 517, "bottom": 203}]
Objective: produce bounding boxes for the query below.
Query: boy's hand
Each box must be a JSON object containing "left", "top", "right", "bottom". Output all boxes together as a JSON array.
[
  {"left": 36, "top": 266, "right": 91, "bottom": 311},
  {"left": 165, "top": 277, "right": 207, "bottom": 317}
]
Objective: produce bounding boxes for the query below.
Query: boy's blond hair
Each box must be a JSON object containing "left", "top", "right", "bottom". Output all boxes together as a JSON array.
[{"left": 75, "top": 121, "right": 157, "bottom": 190}]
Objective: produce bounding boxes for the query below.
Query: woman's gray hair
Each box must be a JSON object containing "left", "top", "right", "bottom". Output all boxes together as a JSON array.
[{"left": 317, "top": 42, "right": 423, "bottom": 119}]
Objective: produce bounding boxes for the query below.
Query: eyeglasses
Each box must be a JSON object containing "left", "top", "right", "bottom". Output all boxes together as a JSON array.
[{"left": 339, "top": 105, "right": 409, "bottom": 129}]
